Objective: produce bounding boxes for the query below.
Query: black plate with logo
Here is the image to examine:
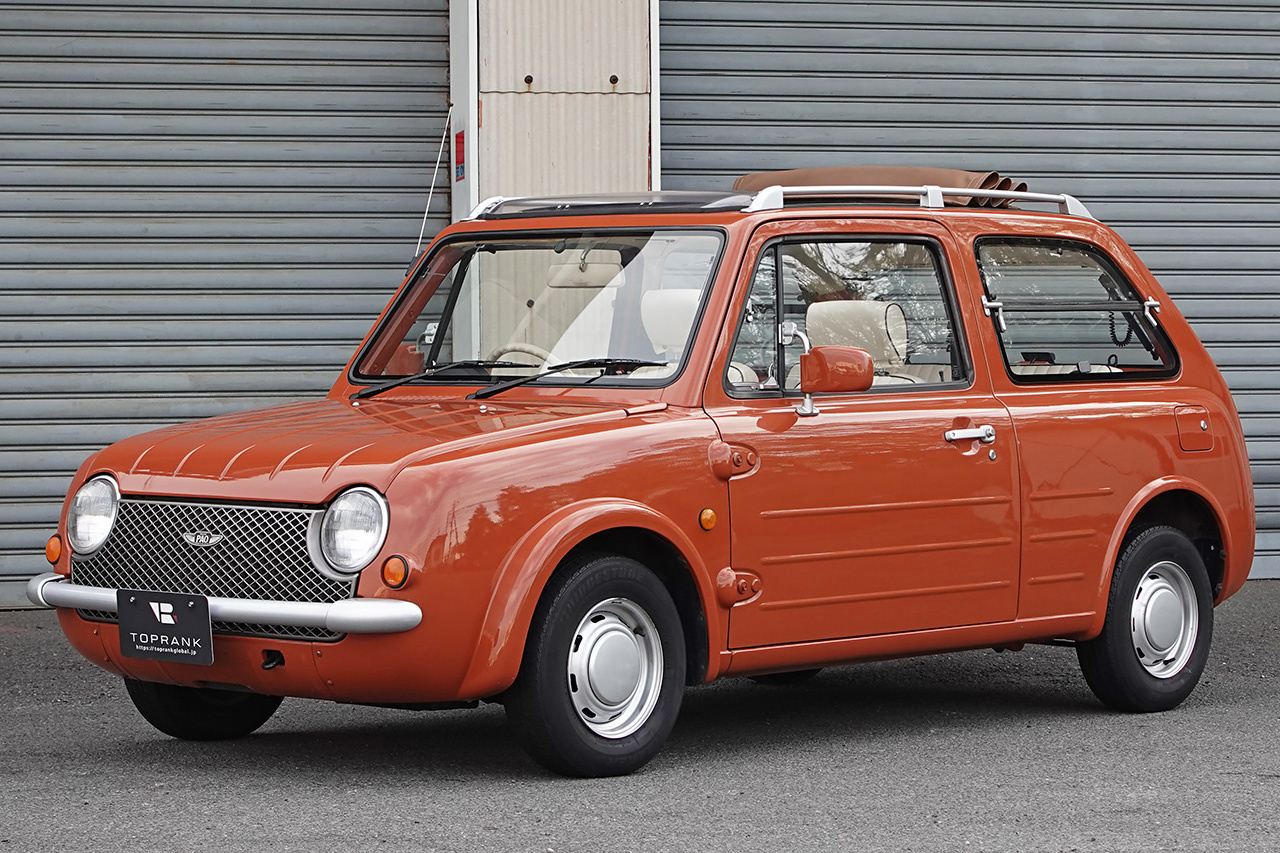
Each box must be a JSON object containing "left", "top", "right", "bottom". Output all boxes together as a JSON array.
[{"left": 117, "top": 589, "right": 214, "bottom": 666}]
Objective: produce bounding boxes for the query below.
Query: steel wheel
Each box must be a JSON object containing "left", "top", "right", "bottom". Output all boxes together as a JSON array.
[
  {"left": 505, "top": 553, "right": 686, "bottom": 777},
  {"left": 1077, "top": 525, "right": 1214, "bottom": 712},
  {"left": 1129, "top": 560, "right": 1199, "bottom": 679},
  {"left": 566, "top": 597, "right": 663, "bottom": 739}
]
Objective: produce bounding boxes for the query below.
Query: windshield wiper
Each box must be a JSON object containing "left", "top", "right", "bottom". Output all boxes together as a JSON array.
[
  {"left": 351, "top": 360, "right": 526, "bottom": 401},
  {"left": 467, "top": 358, "right": 664, "bottom": 400}
]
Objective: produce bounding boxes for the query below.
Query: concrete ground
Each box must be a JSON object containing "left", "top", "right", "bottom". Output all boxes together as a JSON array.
[{"left": 2, "top": 581, "right": 1278, "bottom": 853}]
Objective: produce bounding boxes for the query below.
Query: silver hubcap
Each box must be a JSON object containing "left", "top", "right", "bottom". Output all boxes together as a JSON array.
[
  {"left": 567, "top": 597, "right": 663, "bottom": 739},
  {"left": 1130, "top": 560, "right": 1198, "bottom": 679}
]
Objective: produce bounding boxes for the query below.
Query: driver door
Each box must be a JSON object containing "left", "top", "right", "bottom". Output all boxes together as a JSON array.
[{"left": 705, "top": 222, "right": 1021, "bottom": 649}]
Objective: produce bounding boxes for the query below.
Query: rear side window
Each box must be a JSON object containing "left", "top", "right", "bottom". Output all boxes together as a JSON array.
[{"left": 975, "top": 237, "right": 1178, "bottom": 382}]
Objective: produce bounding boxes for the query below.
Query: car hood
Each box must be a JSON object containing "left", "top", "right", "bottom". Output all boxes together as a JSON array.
[{"left": 92, "top": 397, "right": 654, "bottom": 502}]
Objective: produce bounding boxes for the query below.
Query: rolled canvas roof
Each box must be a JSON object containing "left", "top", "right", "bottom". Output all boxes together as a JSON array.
[{"left": 732, "top": 167, "right": 1029, "bottom": 208}]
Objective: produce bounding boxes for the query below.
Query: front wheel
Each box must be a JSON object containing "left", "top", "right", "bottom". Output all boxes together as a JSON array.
[
  {"left": 504, "top": 554, "right": 686, "bottom": 777},
  {"left": 1076, "top": 525, "right": 1214, "bottom": 712},
  {"left": 125, "top": 679, "right": 283, "bottom": 740}
]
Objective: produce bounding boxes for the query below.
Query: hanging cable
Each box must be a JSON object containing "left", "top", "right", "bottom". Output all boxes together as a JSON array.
[{"left": 414, "top": 104, "right": 454, "bottom": 260}]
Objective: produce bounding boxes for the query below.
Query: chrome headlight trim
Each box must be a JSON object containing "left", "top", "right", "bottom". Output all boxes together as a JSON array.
[
  {"left": 66, "top": 475, "right": 120, "bottom": 555},
  {"left": 317, "top": 486, "right": 389, "bottom": 575}
]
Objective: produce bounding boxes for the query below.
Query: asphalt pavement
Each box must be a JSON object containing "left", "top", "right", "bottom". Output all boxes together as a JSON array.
[{"left": 2, "top": 581, "right": 1278, "bottom": 853}]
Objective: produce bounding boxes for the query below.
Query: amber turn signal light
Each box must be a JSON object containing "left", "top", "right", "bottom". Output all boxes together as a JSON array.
[
  {"left": 699, "top": 509, "right": 717, "bottom": 531},
  {"left": 45, "top": 534, "right": 62, "bottom": 565},
  {"left": 381, "top": 556, "right": 408, "bottom": 589}
]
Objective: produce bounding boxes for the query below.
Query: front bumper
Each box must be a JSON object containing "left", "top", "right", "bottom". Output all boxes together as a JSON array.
[{"left": 26, "top": 572, "right": 422, "bottom": 634}]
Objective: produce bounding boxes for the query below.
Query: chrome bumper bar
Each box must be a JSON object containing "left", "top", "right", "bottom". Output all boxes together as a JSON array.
[{"left": 26, "top": 572, "right": 422, "bottom": 635}]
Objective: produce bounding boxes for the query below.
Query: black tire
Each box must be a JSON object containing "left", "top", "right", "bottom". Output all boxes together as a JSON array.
[
  {"left": 124, "top": 679, "right": 283, "bottom": 740},
  {"left": 1076, "top": 525, "right": 1214, "bottom": 712},
  {"left": 749, "top": 668, "right": 823, "bottom": 686},
  {"left": 504, "top": 553, "right": 686, "bottom": 777}
]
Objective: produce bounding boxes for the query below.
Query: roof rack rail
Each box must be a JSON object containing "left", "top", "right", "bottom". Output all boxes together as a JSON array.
[
  {"left": 742, "top": 185, "right": 1095, "bottom": 220},
  {"left": 464, "top": 195, "right": 508, "bottom": 220}
]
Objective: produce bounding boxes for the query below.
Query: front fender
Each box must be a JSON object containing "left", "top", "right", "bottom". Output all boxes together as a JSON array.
[{"left": 456, "top": 498, "right": 723, "bottom": 699}]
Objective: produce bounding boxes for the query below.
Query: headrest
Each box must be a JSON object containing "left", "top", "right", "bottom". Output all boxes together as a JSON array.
[
  {"left": 805, "top": 300, "right": 907, "bottom": 365},
  {"left": 546, "top": 249, "right": 624, "bottom": 288},
  {"left": 641, "top": 289, "right": 701, "bottom": 353}
]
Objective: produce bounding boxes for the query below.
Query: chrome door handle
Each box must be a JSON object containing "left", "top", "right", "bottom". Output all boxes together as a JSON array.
[{"left": 944, "top": 425, "right": 996, "bottom": 444}]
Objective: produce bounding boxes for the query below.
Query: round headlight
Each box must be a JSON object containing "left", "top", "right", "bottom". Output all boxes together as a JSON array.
[
  {"left": 320, "top": 487, "right": 388, "bottom": 573},
  {"left": 67, "top": 475, "right": 119, "bottom": 554}
]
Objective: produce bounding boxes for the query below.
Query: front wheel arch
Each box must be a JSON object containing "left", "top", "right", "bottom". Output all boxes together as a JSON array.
[{"left": 456, "top": 500, "right": 723, "bottom": 700}]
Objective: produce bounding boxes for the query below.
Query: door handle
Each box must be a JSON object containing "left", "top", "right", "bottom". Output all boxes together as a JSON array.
[{"left": 944, "top": 424, "right": 996, "bottom": 444}]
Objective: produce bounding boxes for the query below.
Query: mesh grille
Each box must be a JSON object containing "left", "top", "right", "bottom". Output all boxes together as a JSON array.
[{"left": 72, "top": 497, "right": 356, "bottom": 641}]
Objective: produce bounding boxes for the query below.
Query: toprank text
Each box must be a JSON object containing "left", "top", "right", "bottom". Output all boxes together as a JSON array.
[{"left": 128, "top": 632, "right": 203, "bottom": 649}]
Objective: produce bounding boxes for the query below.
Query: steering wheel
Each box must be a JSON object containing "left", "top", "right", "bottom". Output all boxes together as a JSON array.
[{"left": 486, "top": 342, "right": 552, "bottom": 364}]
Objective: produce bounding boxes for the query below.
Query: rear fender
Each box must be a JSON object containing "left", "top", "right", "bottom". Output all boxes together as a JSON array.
[{"left": 1083, "top": 476, "right": 1241, "bottom": 638}]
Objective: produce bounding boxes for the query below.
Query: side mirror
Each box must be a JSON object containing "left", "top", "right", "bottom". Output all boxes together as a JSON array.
[{"left": 800, "top": 346, "right": 874, "bottom": 395}]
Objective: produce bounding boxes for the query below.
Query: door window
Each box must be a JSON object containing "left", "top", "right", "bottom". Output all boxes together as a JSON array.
[{"left": 725, "top": 239, "right": 967, "bottom": 394}]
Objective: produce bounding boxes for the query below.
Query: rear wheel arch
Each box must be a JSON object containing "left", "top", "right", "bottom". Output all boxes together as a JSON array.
[
  {"left": 1128, "top": 489, "right": 1226, "bottom": 598},
  {"left": 1088, "top": 480, "right": 1231, "bottom": 639}
]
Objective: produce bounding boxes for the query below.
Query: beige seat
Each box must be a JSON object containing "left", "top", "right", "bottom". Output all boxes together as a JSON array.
[
  {"left": 792, "top": 300, "right": 920, "bottom": 388},
  {"left": 490, "top": 250, "right": 624, "bottom": 362},
  {"left": 1013, "top": 363, "right": 1122, "bottom": 376},
  {"left": 632, "top": 289, "right": 701, "bottom": 378}
]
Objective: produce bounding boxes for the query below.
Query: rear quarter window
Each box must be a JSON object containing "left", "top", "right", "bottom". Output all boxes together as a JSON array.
[{"left": 975, "top": 237, "right": 1178, "bottom": 382}]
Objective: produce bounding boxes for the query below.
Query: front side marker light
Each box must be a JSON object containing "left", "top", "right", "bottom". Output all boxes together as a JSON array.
[
  {"left": 381, "top": 556, "right": 408, "bottom": 589},
  {"left": 45, "top": 535, "right": 63, "bottom": 565}
]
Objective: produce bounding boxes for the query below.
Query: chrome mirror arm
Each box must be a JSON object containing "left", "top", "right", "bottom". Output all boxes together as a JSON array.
[{"left": 779, "top": 322, "right": 819, "bottom": 417}]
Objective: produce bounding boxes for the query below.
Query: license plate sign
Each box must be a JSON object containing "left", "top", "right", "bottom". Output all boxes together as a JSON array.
[{"left": 117, "top": 589, "right": 214, "bottom": 666}]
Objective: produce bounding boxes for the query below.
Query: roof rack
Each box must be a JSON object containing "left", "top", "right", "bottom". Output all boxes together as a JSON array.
[
  {"left": 463, "top": 191, "right": 753, "bottom": 221},
  {"left": 742, "top": 184, "right": 1095, "bottom": 219}
]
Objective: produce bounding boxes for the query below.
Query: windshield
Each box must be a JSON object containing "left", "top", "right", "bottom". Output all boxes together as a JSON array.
[{"left": 354, "top": 230, "right": 723, "bottom": 387}]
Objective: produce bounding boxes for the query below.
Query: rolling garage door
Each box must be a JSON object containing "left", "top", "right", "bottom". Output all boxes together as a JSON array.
[
  {"left": 0, "top": 0, "right": 449, "bottom": 603},
  {"left": 660, "top": 0, "right": 1280, "bottom": 576}
]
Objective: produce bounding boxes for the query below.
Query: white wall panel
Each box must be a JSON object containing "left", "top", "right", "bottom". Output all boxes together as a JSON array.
[
  {"left": 481, "top": 93, "right": 650, "bottom": 196},
  {"left": 481, "top": 0, "right": 649, "bottom": 93}
]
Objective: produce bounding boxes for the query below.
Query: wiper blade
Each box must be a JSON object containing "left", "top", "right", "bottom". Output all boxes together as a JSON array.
[
  {"left": 351, "top": 360, "right": 526, "bottom": 401},
  {"left": 467, "top": 358, "right": 665, "bottom": 400}
]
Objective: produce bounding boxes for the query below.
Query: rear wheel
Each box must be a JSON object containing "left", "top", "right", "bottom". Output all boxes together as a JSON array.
[
  {"left": 125, "top": 679, "right": 283, "bottom": 740},
  {"left": 1076, "top": 525, "right": 1213, "bottom": 712},
  {"left": 505, "top": 554, "right": 686, "bottom": 777}
]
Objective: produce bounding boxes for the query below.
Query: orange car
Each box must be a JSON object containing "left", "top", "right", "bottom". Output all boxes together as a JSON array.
[{"left": 29, "top": 167, "right": 1254, "bottom": 777}]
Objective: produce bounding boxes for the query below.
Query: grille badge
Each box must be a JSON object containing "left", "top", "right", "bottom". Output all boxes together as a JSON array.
[{"left": 181, "top": 531, "right": 225, "bottom": 547}]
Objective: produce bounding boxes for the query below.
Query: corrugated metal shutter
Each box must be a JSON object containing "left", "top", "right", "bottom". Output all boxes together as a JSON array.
[
  {"left": 0, "top": 0, "right": 449, "bottom": 597},
  {"left": 660, "top": 0, "right": 1280, "bottom": 577}
]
